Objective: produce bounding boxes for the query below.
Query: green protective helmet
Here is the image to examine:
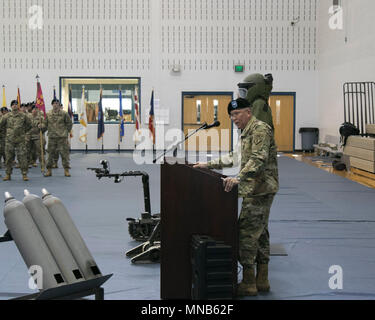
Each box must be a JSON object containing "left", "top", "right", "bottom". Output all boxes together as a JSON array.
[{"left": 237, "top": 73, "right": 273, "bottom": 104}]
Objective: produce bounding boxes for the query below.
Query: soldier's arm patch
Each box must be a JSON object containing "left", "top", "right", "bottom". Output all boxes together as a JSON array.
[{"left": 253, "top": 134, "right": 263, "bottom": 146}]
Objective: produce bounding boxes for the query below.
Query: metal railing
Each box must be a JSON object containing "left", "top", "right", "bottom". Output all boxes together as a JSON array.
[{"left": 343, "top": 82, "right": 375, "bottom": 135}]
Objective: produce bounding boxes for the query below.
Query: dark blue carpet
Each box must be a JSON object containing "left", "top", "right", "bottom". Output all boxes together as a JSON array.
[{"left": 0, "top": 153, "right": 374, "bottom": 299}]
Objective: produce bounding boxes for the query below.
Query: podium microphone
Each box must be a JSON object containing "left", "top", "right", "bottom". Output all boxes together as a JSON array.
[
  {"left": 152, "top": 121, "right": 220, "bottom": 163},
  {"left": 204, "top": 121, "right": 220, "bottom": 129}
]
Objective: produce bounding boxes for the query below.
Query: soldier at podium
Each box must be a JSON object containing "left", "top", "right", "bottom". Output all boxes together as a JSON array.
[{"left": 194, "top": 97, "right": 279, "bottom": 297}]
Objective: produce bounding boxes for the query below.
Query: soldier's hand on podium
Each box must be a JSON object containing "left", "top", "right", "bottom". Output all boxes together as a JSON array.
[
  {"left": 222, "top": 177, "right": 239, "bottom": 192},
  {"left": 193, "top": 162, "right": 208, "bottom": 169}
]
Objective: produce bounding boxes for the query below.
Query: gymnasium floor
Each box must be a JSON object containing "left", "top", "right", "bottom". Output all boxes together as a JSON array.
[{"left": 1, "top": 151, "right": 375, "bottom": 300}]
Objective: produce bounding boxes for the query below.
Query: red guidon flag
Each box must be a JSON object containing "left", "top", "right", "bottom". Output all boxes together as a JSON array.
[{"left": 36, "top": 81, "right": 46, "bottom": 118}]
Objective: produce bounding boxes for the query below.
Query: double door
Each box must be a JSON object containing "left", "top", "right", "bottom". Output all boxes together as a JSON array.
[{"left": 183, "top": 94, "right": 232, "bottom": 152}]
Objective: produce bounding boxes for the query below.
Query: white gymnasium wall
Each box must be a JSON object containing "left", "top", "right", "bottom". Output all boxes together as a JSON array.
[
  {"left": 317, "top": 0, "right": 375, "bottom": 143},
  {"left": 0, "top": 0, "right": 318, "bottom": 150}
]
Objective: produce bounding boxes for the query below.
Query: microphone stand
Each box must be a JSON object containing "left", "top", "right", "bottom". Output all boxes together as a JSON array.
[{"left": 153, "top": 122, "right": 208, "bottom": 164}]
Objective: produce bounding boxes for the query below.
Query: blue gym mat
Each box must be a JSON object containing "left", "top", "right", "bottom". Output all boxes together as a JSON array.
[{"left": 0, "top": 153, "right": 374, "bottom": 300}]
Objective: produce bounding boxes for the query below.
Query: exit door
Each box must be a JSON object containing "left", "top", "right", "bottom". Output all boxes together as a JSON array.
[{"left": 182, "top": 93, "right": 233, "bottom": 152}]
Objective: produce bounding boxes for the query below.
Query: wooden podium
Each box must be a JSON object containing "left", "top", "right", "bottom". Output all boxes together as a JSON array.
[{"left": 160, "top": 159, "right": 238, "bottom": 299}]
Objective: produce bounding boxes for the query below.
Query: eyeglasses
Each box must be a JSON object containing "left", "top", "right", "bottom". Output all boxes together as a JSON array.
[{"left": 230, "top": 110, "right": 246, "bottom": 118}]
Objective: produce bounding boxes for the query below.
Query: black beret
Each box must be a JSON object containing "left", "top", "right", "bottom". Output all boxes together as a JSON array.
[
  {"left": 10, "top": 100, "right": 18, "bottom": 106},
  {"left": 227, "top": 98, "right": 251, "bottom": 114}
]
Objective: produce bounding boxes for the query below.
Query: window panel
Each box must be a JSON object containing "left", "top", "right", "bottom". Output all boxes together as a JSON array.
[{"left": 60, "top": 77, "right": 140, "bottom": 123}]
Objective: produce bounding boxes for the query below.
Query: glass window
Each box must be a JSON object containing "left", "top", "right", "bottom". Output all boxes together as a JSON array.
[
  {"left": 196, "top": 100, "right": 201, "bottom": 123},
  {"left": 60, "top": 77, "right": 140, "bottom": 123},
  {"left": 213, "top": 99, "right": 219, "bottom": 121}
]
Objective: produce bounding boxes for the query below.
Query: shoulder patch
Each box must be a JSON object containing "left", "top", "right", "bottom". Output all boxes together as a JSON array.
[{"left": 253, "top": 134, "right": 263, "bottom": 145}]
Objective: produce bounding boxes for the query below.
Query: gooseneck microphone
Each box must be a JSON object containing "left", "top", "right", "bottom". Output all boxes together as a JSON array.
[
  {"left": 153, "top": 121, "right": 220, "bottom": 163},
  {"left": 204, "top": 121, "right": 221, "bottom": 129}
]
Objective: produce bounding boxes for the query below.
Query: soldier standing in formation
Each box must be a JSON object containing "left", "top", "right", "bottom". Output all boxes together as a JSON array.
[
  {"left": 0, "top": 100, "right": 32, "bottom": 181},
  {"left": 194, "top": 98, "right": 279, "bottom": 297},
  {"left": 44, "top": 98, "right": 72, "bottom": 177},
  {"left": 24, "top": 103, "right": 33, "bottom": 168},
  {"left": 0, "top": 107, "right": 8, "bottom": 168},
  {"left": 26, "top": 102, "right": 33, "bottom": 114},
  {"left": 29, "top": 104, "right": 46, "bottom": 167},
  {"left": 51, "top": 102, "right": 67, "bottom": 168}
]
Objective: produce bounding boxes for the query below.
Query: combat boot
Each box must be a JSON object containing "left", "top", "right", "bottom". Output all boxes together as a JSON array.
[
  {"left": 256, "top": 264, "right": 270, "bottom": 292},
  {"left": 3, "top": 174, "right": 11, "bottom": 181},
  {"left": 44, "top": 169, "right": 52, "bottom": 177},
  {"left": 23, "top": 173, "right": 29, "bottom": 181},
  {"left": 237, "top": 266, "right": 257, "bottom": 296},
  {"left": 64, "top": 168, "right": 71, "bottom": 177}
]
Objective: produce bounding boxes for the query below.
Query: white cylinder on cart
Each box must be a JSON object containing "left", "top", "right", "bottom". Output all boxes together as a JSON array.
[
  {"left": 41, "top": 189, "right": 102, "bottom": 280},
  {"left": 22, "top": 190, "right": 85, "bottom": 284},
  {"left": 4, "top": 192, "right": 67, "bottom": 290}
]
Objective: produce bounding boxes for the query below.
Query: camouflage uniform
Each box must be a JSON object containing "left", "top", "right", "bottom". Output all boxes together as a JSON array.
[
  {"left": 29, "top": 110, "right": 47, "bottom": 165},
  {"left": 207, "top": 116, "right": 279, "bottom": 267},
  {"left": 0, "top": 110, "right": 32, "bottom": 175},
  {"left": 45, "top": 109, "right": 72, "bottom": 169},
  {"left": 25, "top": 111, "right": 33, "bottom": 165},
  {"left": 0, "top": 113, "right": 6, "bottom": 165}
]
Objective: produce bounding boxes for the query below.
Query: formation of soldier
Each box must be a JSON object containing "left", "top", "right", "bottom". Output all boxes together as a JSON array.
[{"left": 0, "top": 98, "right": 72, "bottom": 181}]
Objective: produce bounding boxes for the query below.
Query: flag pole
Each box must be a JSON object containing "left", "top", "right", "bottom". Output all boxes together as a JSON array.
[
  {"left": 100, "top": 84, "right": 103, "bottom": 154},
  {"left": 68, "top": 85, "right": 72, "bottom": 153},
  {"left": 39, "top": 113, "right": 45, "bottom": 173},
  {"left": 118, "top": 125, "right": 121, "bottom": 153},
  {"left": 134, "top": 87, "right": 137, "bottom": 150},
  {"left": 152, "top": 87, "right": 155, "bottom": 156},
  {"left": 118, "top": 85, "right": 121, "bottom": 153},
  {"left": 36, "top": 75, "right": 45, "bottom": 173},
  {"left": 83, "top": 85, "right": 88, "bottom": 154}
]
